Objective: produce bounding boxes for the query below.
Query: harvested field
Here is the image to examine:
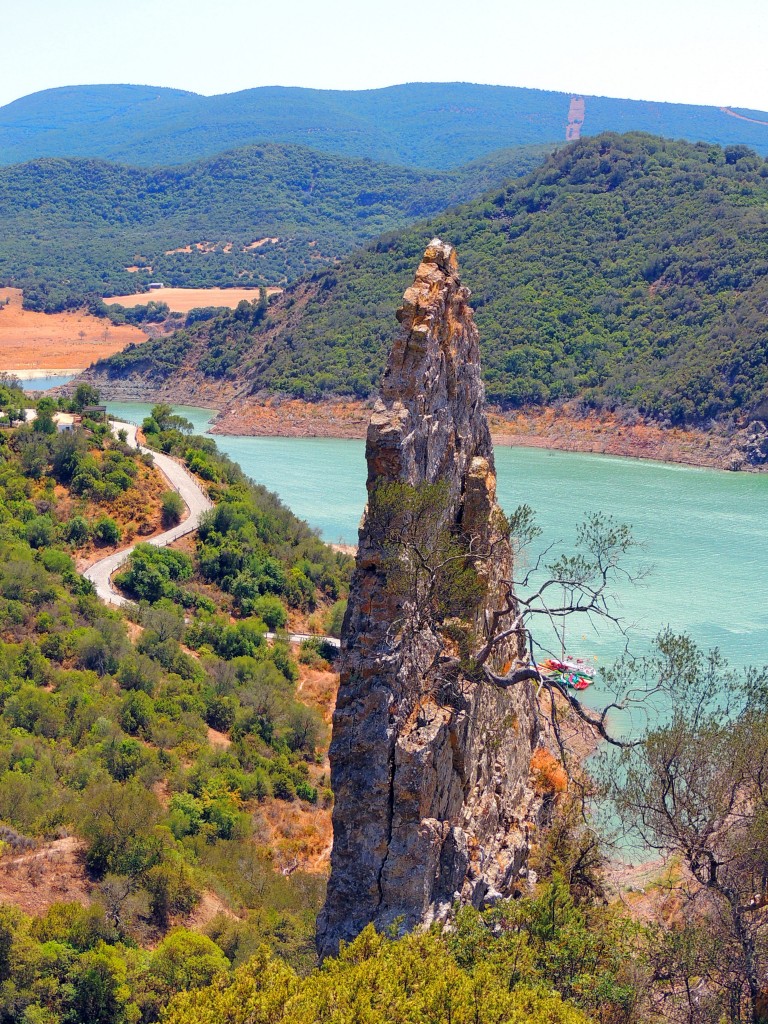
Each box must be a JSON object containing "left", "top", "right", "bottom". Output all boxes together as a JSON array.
[
  {"left": 104, "top": 286, "right": 282, "bottom": 314},
  {"left": 0, "top": 288, "right": 145, "bottom": 372}
]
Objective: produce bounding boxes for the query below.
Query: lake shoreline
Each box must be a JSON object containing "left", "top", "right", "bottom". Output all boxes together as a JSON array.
[{"left": 211, "top": 396, "right": 755, "bottom": 472}]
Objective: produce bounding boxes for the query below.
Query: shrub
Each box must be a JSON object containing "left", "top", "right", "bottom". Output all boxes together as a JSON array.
[
  {"left": 247, "top": 595, "right": 288, "bottom": 630},
  {"left": 41, "top": 548, "right": 74, "bottom": 574},
  {"left": 92, "top": 516, "right": 121, "bottom": 546},
  {"left": 161, "top": 490, "right": 185, "bottom": 528},
  {"left": 115, "top": 544, "right": 193, "bottom": 603},
  {"left": 26, "top": 516, "right": 54, "bottom": 548},
  {"left": 324, "top": 599, "right": 347, "bottom": 637},
  {"left": 144, "top": 857, "right": 199, "bottom": 926},
  {"left": 119, "top": 691, "right": 155, "bottom": 736}
]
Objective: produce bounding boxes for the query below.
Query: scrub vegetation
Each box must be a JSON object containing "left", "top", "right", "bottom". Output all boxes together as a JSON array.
[
  {"left": 0, "top": 396, "right": 354, "bottom": 1021},
  {"left": 0, "top": 143, "right": 549, "bottom": 313},
  {"left": 0, "top": 394, "right": 764, "bottom": 1021},
  {"left": 99, "top": 133, "right": 768, "bottom": 426}
]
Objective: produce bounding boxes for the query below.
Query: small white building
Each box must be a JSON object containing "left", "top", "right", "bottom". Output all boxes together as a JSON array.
[{"left": 53, "top": 412, "right": 76, "bottom": 432}]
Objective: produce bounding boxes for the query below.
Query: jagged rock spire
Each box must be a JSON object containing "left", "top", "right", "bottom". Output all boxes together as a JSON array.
[{"left": 316, "top": 240, "right": 540, "bottom": 958}]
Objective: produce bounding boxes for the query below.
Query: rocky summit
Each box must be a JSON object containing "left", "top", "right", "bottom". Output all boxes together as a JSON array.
[{"left": 316, "top": 239, "right": 541, "bottom": 958}]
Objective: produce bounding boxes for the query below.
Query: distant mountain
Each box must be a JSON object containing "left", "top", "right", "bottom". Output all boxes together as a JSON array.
[
  {"left": 2, "top": 82, "right": 768, "bottom": 169},
  {"left": 87, "top": 134, "right": 768, "bottom": 426},
  {"left": 0, "top": 141, "right": 550, "bottom": 311}
]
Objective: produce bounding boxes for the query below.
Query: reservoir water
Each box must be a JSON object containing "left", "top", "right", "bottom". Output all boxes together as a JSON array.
[
  {"left": 19, "top": 374, "right": 76, "bottom": 391},
  {"left": 105, "top": 401, "right": 768, "bottom": 725}
]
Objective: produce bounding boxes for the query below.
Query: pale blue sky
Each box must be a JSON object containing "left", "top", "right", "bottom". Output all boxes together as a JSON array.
[{"left": 2, "top": 0, "right": 767, "bottom": 111}]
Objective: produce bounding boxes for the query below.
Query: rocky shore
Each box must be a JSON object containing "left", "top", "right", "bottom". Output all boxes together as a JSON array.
[
  {"left": 69, "top": 375, "right": 765, "bottom": 471},
  {"left": 211, "top": 395, "right": 761, "bottom": 472}
]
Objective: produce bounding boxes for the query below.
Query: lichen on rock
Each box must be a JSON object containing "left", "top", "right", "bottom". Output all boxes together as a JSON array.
[{"left": 316, "top": 239, "right": 541, "bottom": 958}]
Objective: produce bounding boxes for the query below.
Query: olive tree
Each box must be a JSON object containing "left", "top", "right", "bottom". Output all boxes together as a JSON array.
[{"left": 604, "top": 635, "right": 768, "bottom": 1023}]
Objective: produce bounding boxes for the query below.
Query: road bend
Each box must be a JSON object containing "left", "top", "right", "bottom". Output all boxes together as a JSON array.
[
  {"left": 83, "top": 422, "right": 341, "bottom": 648},
  {"left": 83, "top": 420, "right": 213, "bottom": 607}
]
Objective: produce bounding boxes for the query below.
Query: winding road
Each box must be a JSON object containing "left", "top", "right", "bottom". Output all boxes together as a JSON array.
[
  {"left": 82, "top": 421, "right": 341, "bottom": 648},
  {"left": 83, "top": 421, "right": 214, "bottom": 606}
]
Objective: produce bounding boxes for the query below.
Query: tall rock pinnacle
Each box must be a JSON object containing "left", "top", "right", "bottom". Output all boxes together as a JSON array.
[{"left": 316, "top": 240, "right": 541, "bottom": 958}]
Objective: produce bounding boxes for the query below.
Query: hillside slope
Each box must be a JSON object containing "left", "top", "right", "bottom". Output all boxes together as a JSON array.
[
  {"left": 83, "top": 134, "right": 768, "bottom": 427},
  {"left": 0, "top": 142, "right": 549, "bottom": 311},
  {"left": 2, "top": 82, "right": 768, "bottom": 168}
]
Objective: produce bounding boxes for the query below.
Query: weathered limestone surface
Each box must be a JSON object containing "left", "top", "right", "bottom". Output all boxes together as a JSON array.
[{"left": 317, "top": 240, "right": 541, "bottom": 958}]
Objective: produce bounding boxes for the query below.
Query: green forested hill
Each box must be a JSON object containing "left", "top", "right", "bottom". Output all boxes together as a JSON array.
[
  {"left": 94, "top": 134, "right": 768, "bottom": 425},
  {"left": 2, "top": 81, "right": 768, "bottom": 169},
  {"left": 0, "top": 389, "right": 353, "bottom": 1005},
  {"left": 0, "top": 142, "right": 550, "bottom": 311}
]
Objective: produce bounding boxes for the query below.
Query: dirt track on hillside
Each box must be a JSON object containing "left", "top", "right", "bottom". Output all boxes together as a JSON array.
[{"left": 720, "top": 106, "right": 768, "bottom": 127}]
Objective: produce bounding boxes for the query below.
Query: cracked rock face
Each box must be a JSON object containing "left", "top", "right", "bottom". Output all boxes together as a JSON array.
[{"left": 316, "top": 240, "right": 540, "bottom": 958}]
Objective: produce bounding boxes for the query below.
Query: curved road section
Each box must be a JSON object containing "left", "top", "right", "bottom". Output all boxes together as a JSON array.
[{"left": 83, "top": 421, "right": 214, "bottom": 607}]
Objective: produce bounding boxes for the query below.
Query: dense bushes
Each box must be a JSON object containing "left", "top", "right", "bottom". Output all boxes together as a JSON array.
[
  {"left": 114, "top": 545, "right": 194, "bottom": 604},
  {"left": 136, "top": 406, "right": 351, "bottom": 623},
  {"left": 0, "top": 411, "right": 345, "bottom": 1009},
  {"left": 126, "top": 133, "right": 768, "bottom": 425},
  {"left": 0, "top": 390, "right": 163, "bottom": 555},
  {"left": 0, "top": 143, "right": 547, "bottom": 311},
  {"left": 0, "top": 876, "right": 646, "bottom": 1023},
  {"left": 163, "top": 878, "right": 643, "bottom": 1024}
]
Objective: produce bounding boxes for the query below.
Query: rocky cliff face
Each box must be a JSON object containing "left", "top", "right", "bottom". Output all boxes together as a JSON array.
[{"left": 317, "top": 239, "right": 541, "bottom": 958}]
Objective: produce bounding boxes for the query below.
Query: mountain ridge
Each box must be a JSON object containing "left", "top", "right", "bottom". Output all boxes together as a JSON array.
[{"left": 3, "top": 81, "right": 768, "bottom": 168}]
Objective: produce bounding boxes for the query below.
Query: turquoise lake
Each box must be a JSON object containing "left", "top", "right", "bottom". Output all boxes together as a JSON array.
[
  {"left": 19, "top": 375, "right": 76, "bottom": 391},
  {"left": 106, "top": 400, "right": 768, "bottom": 729}
]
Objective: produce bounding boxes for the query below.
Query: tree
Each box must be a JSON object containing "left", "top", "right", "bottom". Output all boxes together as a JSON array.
[
  {"left": 92, "top": 516, "right": 121, "bottom": 546},
  {"left": 148, "top": 930, "right": 228, "bottom": 1002},
  {"left": 143, "top": 856, "right": 199, "bottom": 926},
  {"left": 71, "top": 382, "right": 101, "bottom": 411},
  {"left": 161, "top": 489, "right": 185, "bottom": 528},
  {"left": 140, "top": 600, "right": 185, "bottom": 641},
  {"left": 19, "top": 437, "right": 49, "bottom": 479},
  {"left": 33, "top": 397, "right": 56, "bottom": 435},
  {"left": 369, "top": 481, "right": 650, "bottom": 752},
  {"left": 286, "top": 705, "right": 325, "bottom": 755},
  {"left": 51, "top": 428, "right": 87, "bottom": 483},
  {"left": 79, "top": 779, "right": 163, "bottom": 877},
  {"left": 64, "top": 514, "right": 90, "bottom": 545},
  {"left": 249, "top": 595, "right": 288, "bottom": 630},
  {"left": 323, "top": 599, "right": 347, "bottom": 637},
  {"left": 606, "top": 633, "right": 768, "bottom": 1023},
  {"left": 69, "top": 944, "right": 138, "bottom": 1024},
  {"left": 26, "top": 516, "right": 54, "bottom": 549}
]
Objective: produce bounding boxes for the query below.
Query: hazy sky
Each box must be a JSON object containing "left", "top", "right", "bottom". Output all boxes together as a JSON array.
[{"left": 2, "top": 0, "right": 767, "bottom": 112}]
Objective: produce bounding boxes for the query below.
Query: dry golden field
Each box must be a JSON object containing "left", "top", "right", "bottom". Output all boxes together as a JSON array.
[
  {"left": 0, "top": 288, "right": 145, "bottom": 372},
  {"left": 104, "top": 285, "right": 282, "bottom": 314}
]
